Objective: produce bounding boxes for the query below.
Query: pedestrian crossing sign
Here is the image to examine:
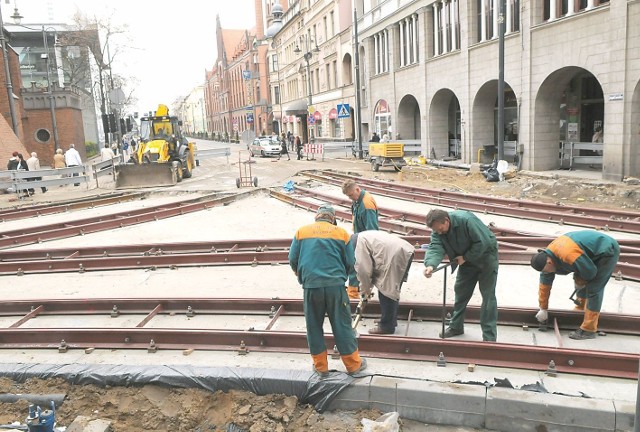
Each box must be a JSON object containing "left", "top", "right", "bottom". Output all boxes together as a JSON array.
[{"left": 337, "top": 103, "right": 350, "bottom": 118}]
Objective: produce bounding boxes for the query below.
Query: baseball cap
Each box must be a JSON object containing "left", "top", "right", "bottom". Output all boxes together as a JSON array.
[
  {"left": 530, "top": 250, "right": 548, "bottom": 272},
  {"left": 316, "top": 203, "right": 335, "bottom": 217}
]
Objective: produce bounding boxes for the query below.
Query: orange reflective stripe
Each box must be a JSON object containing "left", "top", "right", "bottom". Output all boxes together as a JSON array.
[
  {"left": 362, "top": 192, "right": 378, "bottom": 210},
  {"left": 296, "top": 222, "right": 350, "bottom": 243},
  {"left": 548, "top": 235, "right": 584, "bottom": 265}
]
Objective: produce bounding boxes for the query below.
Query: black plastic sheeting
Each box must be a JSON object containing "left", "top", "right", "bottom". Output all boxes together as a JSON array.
[{"left": 0, "top": 363, "right": 360, "bottom": 413}]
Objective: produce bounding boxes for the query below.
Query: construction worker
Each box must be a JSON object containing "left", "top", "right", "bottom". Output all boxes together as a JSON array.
[
  {"left": 530, "top": 230, "right": 620, "bottom": 340},
  {"left": 423, "top": 209, "right": 498, "bottom": 342},
  {"left": 288, "top": 203, "right": 367, "bottom": 376},
  {"left": 349, "top": 231, "right": 414, "bottom": 334},
  {"left": 342, "top": 179, "right": 379, "bottom": 299},
  {"left": 342, "top": 179, "right": 379, "bottom": 233}
]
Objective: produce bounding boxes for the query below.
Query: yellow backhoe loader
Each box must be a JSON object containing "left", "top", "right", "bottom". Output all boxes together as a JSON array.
[{"left": 115, "top": 104, "right": 197, "bottom": 189}]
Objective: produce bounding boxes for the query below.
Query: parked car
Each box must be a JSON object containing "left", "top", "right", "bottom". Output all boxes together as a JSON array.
[{"left": 249, "top": 136, "right": 281, "bottom": 157}]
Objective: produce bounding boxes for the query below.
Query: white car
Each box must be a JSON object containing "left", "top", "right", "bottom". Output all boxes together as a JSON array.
[{"left": 249, "top": 137, "right": 281, "bottom": 157}]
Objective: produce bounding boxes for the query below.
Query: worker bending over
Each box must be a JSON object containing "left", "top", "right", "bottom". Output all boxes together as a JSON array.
[
  {"left": 530, "top": 230, "right": 620, "bottom": 340},
  {"left": 288, "top": 204, "right": 367, "bottom": 376},
  {"left": 348, "top": 231, "right": 414, "bottom": 334}
]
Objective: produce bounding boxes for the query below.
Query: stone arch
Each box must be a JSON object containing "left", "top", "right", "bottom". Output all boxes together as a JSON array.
[
  {"left": 533, "top": 67, "right": 604, "bottom": 170},
  {"left": 472, "top": 80, "right": 518, "bottom": 163},
  {"left": 342, "top": 53, "right": 353, "bottom": 86},
  {"left": 429, "top": 89, "right": 460, "bottom": 159},
  {"left": 397, "top": 94, "right": 421, "bottom": 140}
]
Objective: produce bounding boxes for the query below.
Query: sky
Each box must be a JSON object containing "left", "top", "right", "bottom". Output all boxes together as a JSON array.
[{"left": 4, "top": 0, "right": 257, "bottom": 115}]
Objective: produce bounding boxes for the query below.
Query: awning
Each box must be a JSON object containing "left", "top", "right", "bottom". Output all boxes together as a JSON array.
[
  {"left": 328, "top": 108, "right": 338, "bottom": 120},
  {"left": 284, "top": 99, "right": 308, "bottom": 115},
  {"left": 313, "top": 111, "right": 322, "bottom": 121}
]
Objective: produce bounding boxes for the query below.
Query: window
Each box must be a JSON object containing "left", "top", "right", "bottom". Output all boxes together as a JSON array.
[
  {"left": 326, "top": 64, "right": 331, "bottom": 89},
  {"left": 332, "top": 60, "right": 338, "bottom": 88},
  {"left": 399, "top": 14, "right": 419, "bottom": 66},
  {"left": 323, "top": 16, "right": 328, "bottom": 41},
  {"left": 329, "top": 11, "right": 335, "bottom": 37},
  {"left": 374, "top": 30, "right": 389, "bottom": 74},
  {"left": 271, "top": 54, "right": 278, "bottom": 72},
  {"left": 434, "top": 1, "right": 460, "bottom": 55}
]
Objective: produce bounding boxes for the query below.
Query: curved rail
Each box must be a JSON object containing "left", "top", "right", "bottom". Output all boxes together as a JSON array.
[{"left": 306, "top": 170, "right": 640, "bottom": 234}]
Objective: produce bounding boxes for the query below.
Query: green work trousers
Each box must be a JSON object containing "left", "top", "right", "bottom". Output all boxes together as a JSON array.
[
  {"left": 575, "top": 245, "right": 620, "bottom": 312},
  {"left": 303, "top": 285, "right": 358, "bottom": 356},
  {"left": 449, "top": 262, "right": 498, "bottom": 341}
]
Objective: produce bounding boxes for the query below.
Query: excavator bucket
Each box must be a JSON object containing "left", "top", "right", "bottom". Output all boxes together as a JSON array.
[{"left": 115, "top": 163, "right": 177, "bottom": 189}]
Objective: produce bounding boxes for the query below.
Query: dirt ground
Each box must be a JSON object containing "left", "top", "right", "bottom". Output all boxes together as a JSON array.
[
  {"left": 353, "top": 164, "right": 640, "bottom": 211},
  {"left": 0, "top": 377, "right": 483, "bottom": 431}
]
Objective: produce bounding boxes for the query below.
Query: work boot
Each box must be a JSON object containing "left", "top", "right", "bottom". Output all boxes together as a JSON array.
[
  {"left": 368, "top": 326, "right": 394, "bottom": 335},
  {"left": 347, "top": 358, "right": 367, "bottom": 376},
  {"left": 439, "top": 327, "right": 464, "bottom": 339},
  {"left": 569, "top": 328, "right": 596, "bottom": 340}
]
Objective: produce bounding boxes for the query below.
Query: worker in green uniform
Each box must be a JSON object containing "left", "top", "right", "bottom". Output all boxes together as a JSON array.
[
  {"left": 530, "top": 230, "right": 620, "bottom": 340},
  {"left": 423, "top": 209, "right": 498, "bottom": 342},
  {"left": 342, "top": 179, "right": 379, "bottom": 299},
  {"left": 288, "top": 203, "right": 367, "bottom": 376},
  {"left": 342, "top": 179, "right": 379, "bottom": 233}
]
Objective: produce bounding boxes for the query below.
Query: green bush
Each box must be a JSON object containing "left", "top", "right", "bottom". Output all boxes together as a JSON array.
[{"left": 85, "top": 141, "right": 99, "bottom": 158}]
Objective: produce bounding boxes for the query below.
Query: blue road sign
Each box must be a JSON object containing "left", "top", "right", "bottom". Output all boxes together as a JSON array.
[
  {"left": 246, "top": 113, "right": 254, "bottom": 123},
  {"left": 242, "top": 70, "right": 251, "bottom": 80},
  {"left": 337, "top": 103, "right": 350, "bottom": 118},
  {"left": 308, "top": 115, "right": 316, "bottom": 125}
]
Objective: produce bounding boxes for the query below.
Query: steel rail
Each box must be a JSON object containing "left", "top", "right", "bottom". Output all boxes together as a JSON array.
[
  {"left": 280, "top": 186, "right": 640, "bottom": 250},
  {"left": 0, "top": 239, "right": 640, "bottom": 280},
  {"left": 0, "top": 326, "right": 636, "bottom": 379},
  {"left": 0, "top": 297, "right": 637, "bottom": 336},
  {"left": 306, "top": 170, "right": 640, "bottom": 234},
  {"left": 0, "top": 192, "right": 146, "bottom": 222},
  {"left": 0, "top": 190, "right": 260, "bottom": 250},
  {"left": 269, "top": 191, "right": 640, "bottom": 280}
]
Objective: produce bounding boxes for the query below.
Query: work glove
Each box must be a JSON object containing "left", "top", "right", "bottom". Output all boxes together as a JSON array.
[
  {"left": 346, "top": 286, "right": 360, "bottom": 299},
  {"left": 535, "top": 309, "right": 548, "bottom": 323}
]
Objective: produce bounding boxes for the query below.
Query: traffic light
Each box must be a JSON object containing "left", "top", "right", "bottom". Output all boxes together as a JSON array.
[
  {"left": 126, "top": 118, "right": 132, "bottom": 132},
  {"left": 108, "top": 113, "right": 116, "bottom": 133},
  {"left": 120, "top": 118, "right": 126, "bottom": 135}
]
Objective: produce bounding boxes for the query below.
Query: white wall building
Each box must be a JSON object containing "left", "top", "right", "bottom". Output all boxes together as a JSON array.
[{"left": 354, "top": 0, "right": 638, "bottom": 180}]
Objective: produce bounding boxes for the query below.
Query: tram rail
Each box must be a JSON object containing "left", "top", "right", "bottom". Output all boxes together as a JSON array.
[{"left": 0, "top": 297, "right": 637, "bottom": 379}]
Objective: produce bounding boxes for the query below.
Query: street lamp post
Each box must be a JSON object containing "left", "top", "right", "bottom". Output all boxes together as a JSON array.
[
  {"left": 294, "top": 36, "right": 319, "bottom": 145},
  {"left": 0, "top": 7, "right": 20, "bottom": 134},
  {"left": 10, "top": 9, "right": 60, "bottom": 151},
  {"left": 42, "top": 26, "right": 60, "bottom": 152}
]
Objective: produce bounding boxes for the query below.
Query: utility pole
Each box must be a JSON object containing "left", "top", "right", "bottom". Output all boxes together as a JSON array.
[
  {"left": 354, "top": 8, "right": 363, "bottom": 159},
  {"left": 497, "top": 0, "right": 506, "bottom": 161},
  {"left": 0, "top": 7, "right": 19, "bottom": 135}
]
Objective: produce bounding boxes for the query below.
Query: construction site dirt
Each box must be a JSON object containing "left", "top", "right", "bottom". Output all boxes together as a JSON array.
[{"left": 0, "top": 141, "right": 638, "bottom": 431}]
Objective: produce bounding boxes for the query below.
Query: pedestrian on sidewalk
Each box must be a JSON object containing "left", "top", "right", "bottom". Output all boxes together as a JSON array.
[
  {"left": 277, "top": 136, "right": 290, "bottom": 160},
  {"left": 530, "top": 230, "right": 620, "bottom": 340},
  {"left": 64, "top": 144, "right": 83, "bottom": 186},
  {"left": 26, "top": 152, "right": 47, "bottom": 193},
  {"left": 17, "top": 153, "right": 35, "bottom": 196},
  {"left": 423, "top": 209, "right": 499, "bottom": 342},
  {"left": 295, "top": 136, "right": 303, "bottom": 160},
  {"left": 288, "top": 204, "right": 367, "bottom": 376}
]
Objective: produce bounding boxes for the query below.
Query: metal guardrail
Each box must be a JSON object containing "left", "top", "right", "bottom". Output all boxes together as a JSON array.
[
  {"left": 195, "top": 147, "right": 231, "bottom": 164},
  {"left": 560, "top": 141, "right": 603, "bottom": 169},
  {"left": 1, "top": 166, "right": 91, "bottom": 197}
]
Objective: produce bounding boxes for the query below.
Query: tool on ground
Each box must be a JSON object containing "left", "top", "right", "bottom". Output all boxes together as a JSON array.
[
  {"left": 26, "top": 401, "right": 55, "bottom": 432},
  {"left": 569, "top": 287, "right": 582, "bottom": 306}
]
